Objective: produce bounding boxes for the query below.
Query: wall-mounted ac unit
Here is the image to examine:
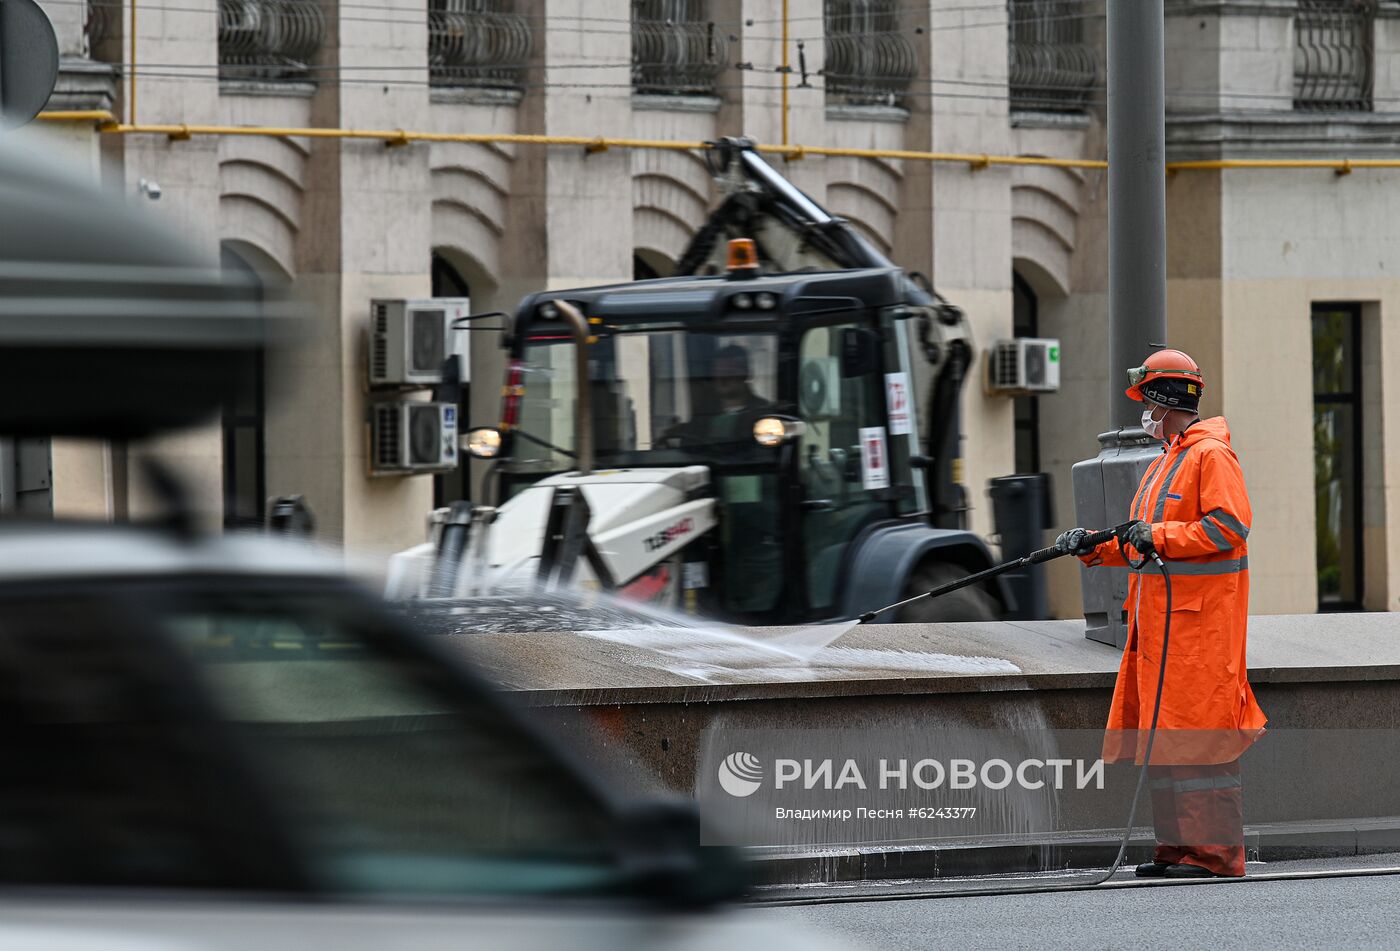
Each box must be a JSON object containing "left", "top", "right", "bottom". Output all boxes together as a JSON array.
[
  {"left": 369, "top": 298, "right": 470, "bottom": 387},
  {"left": 799, "top": 356, "right": 842, "bottom": 417},
  {"left": 370, "top": 400, "right": 459, "bottom": 475},
  {"left": 987, "top": 337, "right": 1061, "bottom": 395}
]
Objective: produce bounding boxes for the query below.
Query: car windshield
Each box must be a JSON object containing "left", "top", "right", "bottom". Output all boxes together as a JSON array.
[
  {"left": 0, "top": 583, "right": 635, "bottom": 901},
  {"left": 168, "top": 588, "right": 631, "bottom": 899},
  {"left": 505, "top": 328, "right": 782, "bottom": 474}
]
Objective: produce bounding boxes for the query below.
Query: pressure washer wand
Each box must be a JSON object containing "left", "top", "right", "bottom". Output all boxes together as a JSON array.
[{"left": 856, "top": 525, "right": 1128, "bottom": 624}]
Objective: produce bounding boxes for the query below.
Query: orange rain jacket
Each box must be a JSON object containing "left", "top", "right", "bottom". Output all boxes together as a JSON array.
[{"left": 1081, "top": 417, "right": 1267, "bottom": 765}]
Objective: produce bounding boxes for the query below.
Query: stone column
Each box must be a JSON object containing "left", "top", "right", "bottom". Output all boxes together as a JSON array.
[
  {"left": 926, "top": 1, "right": 1015, "bottom": 539},
  {"left": 114, "top": 0, "right": 225, "bottom": 526},
  {"left": 468, "top": 0, "right": 635, "bottom": 502},
  {"left": 287, "top": 0, "right": 434, "bottom": 554},
  {"left": 708, "top": 0, "right": 826, "bottom": 199}
]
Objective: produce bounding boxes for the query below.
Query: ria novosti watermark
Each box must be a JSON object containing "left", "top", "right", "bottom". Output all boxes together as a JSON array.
[
  {"left": 697, "top": 728, "right": 1130, "bottom": 847},
  {"left": 719, "top": 753, "right": 1104, "bottom": 797},
  {"left": 697, "top": 727, "right": 1400, "bottom": 849}
]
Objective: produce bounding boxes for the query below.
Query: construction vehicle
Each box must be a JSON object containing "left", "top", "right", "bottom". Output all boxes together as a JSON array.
[{"left": 387, "top": 139, "right": 1008, "bottom": 624}]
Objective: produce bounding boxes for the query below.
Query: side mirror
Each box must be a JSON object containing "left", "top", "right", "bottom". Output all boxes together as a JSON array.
[
  {"left": 840, "top": 326, "right": 880, "bottom": 377},
  {"left": 463, "top": 426, "right": 502, "bottom": 459}
]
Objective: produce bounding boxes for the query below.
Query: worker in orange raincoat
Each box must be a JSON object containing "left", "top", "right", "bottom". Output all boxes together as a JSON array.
[{"left": 1055, "top": 349, "right": 1267, "bottom": 879}]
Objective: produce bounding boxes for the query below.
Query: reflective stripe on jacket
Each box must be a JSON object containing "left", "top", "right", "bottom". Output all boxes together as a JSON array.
[{"left": 1080, "top": 416, "right": 1268, "bottom": 765}]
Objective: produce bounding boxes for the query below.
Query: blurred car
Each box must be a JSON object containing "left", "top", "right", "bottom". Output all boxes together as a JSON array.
[
  {"left": 0, "top": 124, "right": 841, "bottom": 951},
  {"left": 0, "top": 521, "right": 834, "bottom": 950}
]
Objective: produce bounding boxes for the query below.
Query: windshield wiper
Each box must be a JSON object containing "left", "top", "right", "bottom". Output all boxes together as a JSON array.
[{"left": 513, "top": 430, "right": 577, "bottom": 459}]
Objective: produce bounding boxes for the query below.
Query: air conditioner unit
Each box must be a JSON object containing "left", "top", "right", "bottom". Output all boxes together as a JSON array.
[
  {"left": 987, "top": 337, "right": 1061, "bottom": 395},
  {"left": 799, "top": 356, "right": 841, "bottom": 417},
  {"left": 369, "top": 298, "right": 470, "bottom": 388},
  {"left": 370, "top": 400, "right": 459, "bottom": 475}
]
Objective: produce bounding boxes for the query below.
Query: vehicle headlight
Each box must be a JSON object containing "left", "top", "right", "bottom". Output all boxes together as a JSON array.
[
  {"left": 464, "top": 426, "right": 503, "bottom": 459},
  {"left": 755, "top": 291, "right": 777, "bottom": 310},
  {"left": 753, "top": 416, "right": 805, "bottom": 448},
  {"left": 731, "top": 292, "right": 754, "bottom": 310}
]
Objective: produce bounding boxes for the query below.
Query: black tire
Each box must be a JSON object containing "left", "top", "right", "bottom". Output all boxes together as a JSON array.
[{"left": 894, "top": 561, "right": 1001, "bottom": 623}]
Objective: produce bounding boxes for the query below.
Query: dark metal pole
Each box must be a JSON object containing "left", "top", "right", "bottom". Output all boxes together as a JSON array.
[
  {"left": 1072, "top": 0, "right": 1170, "bottom": 646},
  {"left": 1108, "top": 0, "right": 1167, "bottom": 428}
]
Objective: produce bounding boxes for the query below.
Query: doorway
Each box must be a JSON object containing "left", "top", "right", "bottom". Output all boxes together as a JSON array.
[
  {"left": 219, "top": 245, "right": 268, "bottom": 529},
  {"left": 1311, "top": 302, "right": 1364, "bottom": 610},
  {"left": 1012, "top": 270, "right": 1042, "bottom": 474},
  {"left": 433, "top": 252, "right": 471, "bottom": 508}
]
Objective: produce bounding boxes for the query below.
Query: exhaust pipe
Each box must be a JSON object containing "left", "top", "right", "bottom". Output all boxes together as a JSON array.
[{"left": 551, "top": 299, "right": 592, "bottom": 476}]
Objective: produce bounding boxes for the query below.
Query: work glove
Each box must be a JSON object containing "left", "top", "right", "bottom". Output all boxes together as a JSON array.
[
  {"left": 1054, "top": 527, "right": 1094, "bottom": 556},
  {"left": 1123, "top": 519, "right": 1155, "bottom": 554}
]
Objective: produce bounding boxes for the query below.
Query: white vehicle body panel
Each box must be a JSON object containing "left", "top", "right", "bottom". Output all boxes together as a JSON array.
[
  {"left": 386, "top": 467, "right": 718, "bottom": 599},
  {"left": 0, "top": 900, "right": 848, "bottom": 951}
]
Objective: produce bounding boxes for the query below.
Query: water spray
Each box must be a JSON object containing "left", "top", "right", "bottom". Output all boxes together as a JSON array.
[{"left": 850, "top": 521, "right": 1176, "bottom": 895}]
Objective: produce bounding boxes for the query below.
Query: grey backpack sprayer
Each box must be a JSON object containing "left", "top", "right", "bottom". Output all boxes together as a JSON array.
[{"left": 855, "top": 521, "right": 1174, "bottom": 895}]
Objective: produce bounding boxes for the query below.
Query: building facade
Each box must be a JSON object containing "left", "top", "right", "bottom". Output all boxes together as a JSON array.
[{"left": 18, "top": 0, "right": 1400, "bottom": 616}]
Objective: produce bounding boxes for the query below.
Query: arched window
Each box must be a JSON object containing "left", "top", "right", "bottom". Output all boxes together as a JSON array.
[{"left": 633, "top": 249, "right": 676, "bottom": 281}]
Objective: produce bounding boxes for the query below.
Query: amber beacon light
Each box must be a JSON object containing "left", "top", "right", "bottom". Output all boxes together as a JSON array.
[{"left": 726, "top": 238, "right": 760, "bottom": 279}]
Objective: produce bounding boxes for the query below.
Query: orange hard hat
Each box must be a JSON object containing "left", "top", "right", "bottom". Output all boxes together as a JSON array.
[{"left": 1124, "top": 348, "right": 1205, "bottom": 403}]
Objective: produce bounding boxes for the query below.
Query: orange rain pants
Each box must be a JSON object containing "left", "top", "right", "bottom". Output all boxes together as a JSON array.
[{"left": 1148, "top": 760, "right": 1246, "bottom": 876}]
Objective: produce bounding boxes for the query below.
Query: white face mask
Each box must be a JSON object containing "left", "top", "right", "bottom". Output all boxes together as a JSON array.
[{"left": 1142, "top": 407, "right": 1167, "bottom": 440}]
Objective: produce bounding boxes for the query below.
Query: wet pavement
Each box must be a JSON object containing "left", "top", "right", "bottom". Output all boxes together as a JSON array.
[{"left": 750, "top": 852, "right": 1400, "bottom": 950}]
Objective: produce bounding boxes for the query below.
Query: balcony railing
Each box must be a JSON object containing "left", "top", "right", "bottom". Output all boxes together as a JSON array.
[
  {"left": 1294, "top": 0, "right": 1375, "bottom": 111},
  {"left": 823, "top": 0, "right": 916, "bottom": 108},
  {"left": 218, "top": 0, "right": 325, "bottom": 82},
  {"left": 429, "top": 0, "right": 532, "bottom": 90},
  {"left": 1008, "top": 0, "right": 1097, "bottom": 112},
  {"left": 632, "top": 0, "right": 728, "bottom": 97}
]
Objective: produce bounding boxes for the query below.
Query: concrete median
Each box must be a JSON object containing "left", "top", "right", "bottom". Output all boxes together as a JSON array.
[{"left": 442, "top": 612, "right": 1400, "bottom": 884}]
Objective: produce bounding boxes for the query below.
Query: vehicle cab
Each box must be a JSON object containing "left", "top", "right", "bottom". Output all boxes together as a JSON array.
[{"left": 451, "top": 266, "right": 1000, "bottom": 625}]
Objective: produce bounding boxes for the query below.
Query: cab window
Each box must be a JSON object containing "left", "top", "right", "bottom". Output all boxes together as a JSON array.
[{"left": 797, "top": 321, "right": 893, "bottom": 611}]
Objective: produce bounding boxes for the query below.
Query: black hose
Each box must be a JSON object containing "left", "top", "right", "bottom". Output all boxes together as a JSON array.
[
  {"left": 858, "top": 525, "right": 1124, "bottom": 624},
  {"left": 1093, "top": 552, "right": 1171, "bottom": 883}
]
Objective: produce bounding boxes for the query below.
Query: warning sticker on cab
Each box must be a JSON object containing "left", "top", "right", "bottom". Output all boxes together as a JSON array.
[
  {"left": 859, "top": 426, "right": 890, "bottom": 490},
  {"left": 884, "top": 372, "right": 912, "bottom": 436}
]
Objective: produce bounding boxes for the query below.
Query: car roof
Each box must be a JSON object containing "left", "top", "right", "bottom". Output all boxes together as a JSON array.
[
  {"left": 0, "top": 522, "right": 347, "bottom": 584},
  {"left": 0, "top": 142, "right": 269, "bottom": 349},
  {"left": 516, "top": 267, "right": 908, "bottom": 322}
]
